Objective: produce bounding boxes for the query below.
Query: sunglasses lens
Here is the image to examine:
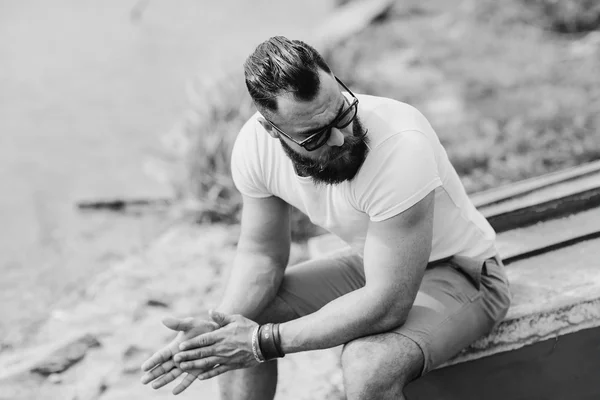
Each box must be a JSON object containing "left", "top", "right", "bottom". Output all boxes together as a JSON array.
[
  {"left": 301, "top": 85, "right": 359, "bottom": 151},
  {"left": 304, "top": 129, "right": 331, "bottom": 151},
  {"left": 336, "top": 102, "right": 357, "bottom": 129}
]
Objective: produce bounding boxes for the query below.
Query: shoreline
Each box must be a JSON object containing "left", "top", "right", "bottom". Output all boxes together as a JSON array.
[{"left": 0, "top": 0, "right": 336, "bottom": 359}]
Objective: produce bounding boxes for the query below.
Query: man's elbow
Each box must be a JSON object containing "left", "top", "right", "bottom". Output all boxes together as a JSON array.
[{"left": 372, "top": 305, "right": 410, "bottom": 332}]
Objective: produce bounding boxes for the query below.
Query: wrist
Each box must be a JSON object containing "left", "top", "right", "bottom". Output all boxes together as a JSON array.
[
  {"left": 251, "top": 325, "right": 265, "bottom": 363},
  {"left": 257, "top": 323, "right": 285, "bottom": 361}
]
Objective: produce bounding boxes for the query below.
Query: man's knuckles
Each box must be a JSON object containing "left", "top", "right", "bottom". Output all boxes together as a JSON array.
[
  {"left": 181, "top": 358, "right": 218, "bottom": 371},
  {"left": 181, "top": 334, "right": 215, "bottom": 349},
  {"left": 175, "top": 348, "right": 210, "bottom": 362}
]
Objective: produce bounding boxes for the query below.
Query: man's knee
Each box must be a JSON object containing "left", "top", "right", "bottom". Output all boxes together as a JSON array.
[
  {"left": 341, "top": 333, "right": 424, "bottom": 394},
  {"left": 253, "top": 295, "right": 299, "bottom": 325}
]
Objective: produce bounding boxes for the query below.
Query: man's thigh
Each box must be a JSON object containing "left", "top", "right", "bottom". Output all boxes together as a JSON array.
[
  {"left": 276, "top": 251, "right": 510, "bottom": 375},
  {"left": 392, "top": 257, "right": 510, "bottom": 375},
  {"left": 276, "top": 248, "right": 365, "bottom": 318}
]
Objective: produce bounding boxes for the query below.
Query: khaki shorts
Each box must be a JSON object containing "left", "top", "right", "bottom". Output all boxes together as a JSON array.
[{"left": 277, "top": 249, "right": 511, "bottom": 374}]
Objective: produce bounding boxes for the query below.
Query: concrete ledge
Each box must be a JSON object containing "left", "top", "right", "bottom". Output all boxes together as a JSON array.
[
  {"left": 405, "top": 325, "right": 600, "bottom": 400},
  {"left": 446, "top": 235, "right": 600, "bottom": 364}
]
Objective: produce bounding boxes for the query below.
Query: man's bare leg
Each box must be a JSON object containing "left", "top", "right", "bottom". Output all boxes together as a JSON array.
[
  {"left": 341, "top": 331, "right": 424, "bottom": 400},
  {"left": 218, "top": 296, "right": 299, "bottom": 400},
  {"left": 219, "top": 362, "right": 278, "bottom": 400}
]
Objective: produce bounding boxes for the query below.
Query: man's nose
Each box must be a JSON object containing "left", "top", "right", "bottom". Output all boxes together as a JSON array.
[{"left": 326, "top": 128, "right": 344, "bottom": 147}]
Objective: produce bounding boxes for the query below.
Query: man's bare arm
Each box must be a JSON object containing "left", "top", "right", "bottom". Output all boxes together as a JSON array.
[
  {"left": 140, "top": 194, "right": 289, "bottom": 392},
  {"left": 279, "top": 191, "right": 435, "bottom": 353},
  {"left": 217, "top": 194, "right": 291, "bottom": 318}
]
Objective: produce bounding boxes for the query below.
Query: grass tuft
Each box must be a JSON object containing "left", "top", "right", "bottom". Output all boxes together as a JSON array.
[
  {"left": 524, "top": 0, "right": 600, "bottom": 33},
  {"left": 167, "top": 73, "right": 321, "bottom": 240},
  {"left": 171, "top": 73, "right": 253, "bottom": 223}
]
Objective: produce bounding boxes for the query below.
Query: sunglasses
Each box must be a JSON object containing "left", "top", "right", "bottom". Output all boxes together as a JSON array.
[{"left": 265, "top": 76, "right": 359, "bottom": 152}]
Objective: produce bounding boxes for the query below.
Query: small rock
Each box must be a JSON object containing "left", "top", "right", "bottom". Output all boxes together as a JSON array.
[
  {"left": 569, "top": 31, "right": 600, "bottom": 57},
  {"left": 51, "top": 309, "right": 71, "bottom": 321},
  {"left": 0, "top": 341, "right": 12, "bottom": 353},
  {"left": 121, "top": 345, "right": 151, "bottom": 374},
  {"left": 47, "top": 373, "right": 62, "bottom": 384},
  {"left": 30, "top": 334, "right": 101, "bottom": 376},
  {"left": 146, "top": 298, "right": 170, "bottom": 308}
]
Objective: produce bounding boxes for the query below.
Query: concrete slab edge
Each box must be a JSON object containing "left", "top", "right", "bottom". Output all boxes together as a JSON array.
[{"left": 440, "top": 297, "right": 600, "bottom": 368}]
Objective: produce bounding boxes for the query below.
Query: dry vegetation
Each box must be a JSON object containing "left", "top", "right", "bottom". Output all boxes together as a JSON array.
[
  {"left": 164, "top": 0, "right": 600, "bottom": 237},
  {"left": 329, "top": 0, "right": 600, "bottom": 192}
]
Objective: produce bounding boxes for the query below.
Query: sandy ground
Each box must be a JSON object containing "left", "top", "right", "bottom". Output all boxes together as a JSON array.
[{"left": 0, "top": 224, "right": 345, "bottom": 400}]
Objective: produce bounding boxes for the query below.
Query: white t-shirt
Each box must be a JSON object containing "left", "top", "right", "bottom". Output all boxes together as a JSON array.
[{"left": 231, "top": 94, "right": 497, "bottom": 261}]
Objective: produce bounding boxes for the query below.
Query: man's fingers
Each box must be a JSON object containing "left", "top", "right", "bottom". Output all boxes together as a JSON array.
[
  {"left": 197, "top": 364, "right": 232, "bottom": 381},
  {"left": 162, "top": 316, "right": 194, "bottom": 332},
  {"left": 208, "top": 309, "right": 235, "bottom": 327},
  {"left": 141, "top": 348, "right": 173, "bottom": 372},
  {"left": 174, "top": 347, "right": 214, "bottom": 363},
  {"left": 179, "top": 333, "right": 217, "bottom": 351},
  {"left": 180, "top": 356, "right": 222, "bottom": 372},
  {"left": 172, "top": 372, "right": 199, "bottom": 395},
  {"left": 141, "top": 359, "right": 176, "bottom": 384},
  {"left": 151, "top": 366, "right": 184, "bottom": 389}
]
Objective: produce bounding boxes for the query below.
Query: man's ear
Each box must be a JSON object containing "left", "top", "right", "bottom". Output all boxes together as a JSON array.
[{"left": 257, "top": 116, "right": 279, "bottom": 139}]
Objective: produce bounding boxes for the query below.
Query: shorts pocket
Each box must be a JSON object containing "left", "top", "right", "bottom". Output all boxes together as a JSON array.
[
  {"left": 448, "top": 256, "right": 485, "bottom": 301},
  {"left": 480, "top": 257, "right": 512, "bottom": 325}
]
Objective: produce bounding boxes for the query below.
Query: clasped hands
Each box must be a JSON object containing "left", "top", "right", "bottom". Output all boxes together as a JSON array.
[{"left": 140, "top": 310, "right": 259, "bottom": 395}]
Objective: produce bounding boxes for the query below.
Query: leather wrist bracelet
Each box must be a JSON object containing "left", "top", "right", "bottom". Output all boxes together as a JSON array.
[
  {"left": 273, "top": 323, "right": 284, "bottom": 357},
  {"left": 258, "top": 323, "right": 284, "bottom": 361}
]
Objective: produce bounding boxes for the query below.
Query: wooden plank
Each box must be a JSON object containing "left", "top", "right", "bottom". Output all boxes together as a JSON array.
[
  {"left": 503, "top": 229, "right": 600, "bottom": 264},
  {"left": 484, "top": 185, "right": 600, "bottom": 232},
  {"left": 496, "top": 207, "right": 600, "bottom": 263},
  {"left": 406, "top": 326, "right": 600, "bottom": 400},
  {"left": 481, "top": 167, "right": 600, "bottom": 213},
  {"left": 470, "top": 159, "right": 600, "bottom": 209}
]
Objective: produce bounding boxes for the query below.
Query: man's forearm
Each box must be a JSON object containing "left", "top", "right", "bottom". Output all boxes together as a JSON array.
[
  {"left": 279, "top": 286, "right": 411, "bottom": 353},
  {"left": 276, "top": 192, "right": 434, "bottom": 354},
  {"left": 216, "top": 250, "right": 286, "bottom": 319}
]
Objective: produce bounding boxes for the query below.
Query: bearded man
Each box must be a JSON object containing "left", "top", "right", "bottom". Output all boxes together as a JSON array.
[{"left": 141, "top": 36, "right": 511, "bottom": 400}]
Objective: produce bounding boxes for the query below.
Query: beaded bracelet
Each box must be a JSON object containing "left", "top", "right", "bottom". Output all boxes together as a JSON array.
[{"left": 251, "top": 325, "right": 265, "bottom": 363}]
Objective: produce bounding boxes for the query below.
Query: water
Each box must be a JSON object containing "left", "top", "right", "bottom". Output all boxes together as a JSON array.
[{"left": 0, "top": 0, "right": 334, "bottom": 349}]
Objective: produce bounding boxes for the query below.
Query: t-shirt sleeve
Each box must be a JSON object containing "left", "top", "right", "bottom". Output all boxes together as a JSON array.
[
  {"left": 355, "top": 130, "right": 442, "bottom": 221},
  {"left": 230, "top": 119, "right": 272, "bottom": 198}
]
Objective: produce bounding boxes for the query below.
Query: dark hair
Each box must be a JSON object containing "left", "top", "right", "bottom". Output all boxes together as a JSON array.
[{"left": 243, "top": 36, "right": 331, "bottom": 114}]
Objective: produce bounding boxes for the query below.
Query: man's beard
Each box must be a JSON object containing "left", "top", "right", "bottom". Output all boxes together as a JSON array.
[{"left": 279, "top": 116, "right": 370, "bottom": 185}]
